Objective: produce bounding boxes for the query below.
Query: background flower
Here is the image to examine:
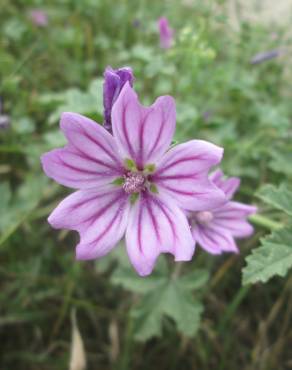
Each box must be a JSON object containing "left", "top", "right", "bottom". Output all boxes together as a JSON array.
[
  {"left": 29, "top": 9, "right": 48, "bottom": 27},
  {"left": 158, "top": 17, "right": 174, "bottom": 49},
  {"left": 189, "top": 170, "right": 257, "bottom": 254},
  {"left": 103, "top": 66, "right": 134, "bottom": 133}
]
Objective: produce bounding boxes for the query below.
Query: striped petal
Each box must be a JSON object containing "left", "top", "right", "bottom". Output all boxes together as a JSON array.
[
  {"left": 210, "top": 169, "right": 240, "bottom": 199},
  {"left": 112, "top": 83, "right": 175, "bottom": 169},
  {"left": 212, "top": 201, "right": 257, "bottom": 238},
  {"left": 126, "top": 192, "right": 195, "bottom": 276},
  {"left": 152, "top": 140, "right": 225, "bottom": 211},
  {"left": 192, "top": 224, "right": 238, "bottom": 255},
  {"left": 48, "top": 186, "right": 130, "bottom": 260},
  {"left": 41, "top": 112, "right": 123, "bottom": 189}
]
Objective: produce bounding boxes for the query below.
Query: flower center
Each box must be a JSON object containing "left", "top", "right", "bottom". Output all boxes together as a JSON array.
[
  {"left": 123, "top": 172, "right": 146, "bottom": 194},
  {"left": 196, "top": 211, "right": 214, "bottom": 225}
]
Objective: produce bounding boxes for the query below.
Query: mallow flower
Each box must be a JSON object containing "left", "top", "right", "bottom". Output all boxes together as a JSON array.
[
  {"left": 103, "top": 66, "right": 134, "bottom": 133},
  {"left": 41, "top": 83, "right": 225, "bottom": 276},
  {"left": 29, "top": 9, "right": 48, "bottom": 27},
  {"left": 158, "top": 17, "right": 174, "bottom": 49},
  {"left": 0, "top": 98, "right": 10, "bottom": 131},
  {"left": 189, "top": 170, "right": 257, "bottom": 255}
]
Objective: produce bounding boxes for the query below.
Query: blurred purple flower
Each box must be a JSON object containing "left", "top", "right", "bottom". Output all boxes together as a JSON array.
[
  {"left": 0, "top": 98, "right": 10, "bottom": 131},
  {"left": 189, "top": 170, "right": 257, "bottom": 254},
  {"left": 250, "top": 49, "right": 282, "bottom": 65},
  {"left": 202, "top": 111, "right": 212, "bottom": 123},
  {"left": 41, "top": 83, "right": 225, "bottom": 276},
  {"left": 158, "top": 17, "right": 174, "bottom": 49},
  {"left": 0, "top": 115, "right": 10, "bottom": 131},
  {"left": 132, "top": 19, "right": 141, "bottom": 28},
  {"left": 29, "top": 9, "right": 48, "bottom": 27},
  {"left": 103, "top": 66, "right": 134, "bottom": 133}
]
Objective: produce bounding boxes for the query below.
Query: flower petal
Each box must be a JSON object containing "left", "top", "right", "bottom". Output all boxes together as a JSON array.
[
  {"left": 41, "top": 112, "right": 123, "bottom": 189},
  {"left": 192, "top": 224, "right": 238, "bottom": 254},
  {"left": 48, "top": 187, "right": 130, "bottom": 260},
  {"left": 212, "top": 201, "right": 257, "bottom": 237},
  {"left": 152, "top": 140, "right": 225, "bottom": 211},
  {"left": 112, "top": 83, "right": 176, "bottom": 168},
  {"left": 210, "top": 169, "right": 240, "bottom": 199},
  {"left": 125, "top": 192, "right": 195, "bottom": 276}
]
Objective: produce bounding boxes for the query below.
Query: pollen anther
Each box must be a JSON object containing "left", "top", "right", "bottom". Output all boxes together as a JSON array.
[{"left": 123, "top": 172, "right": 146, "bottom": 194}]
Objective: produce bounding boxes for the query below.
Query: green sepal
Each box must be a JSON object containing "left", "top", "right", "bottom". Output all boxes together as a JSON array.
[
  {"left": 111, "top": 177, "right": 125, "bottom": 186},
  {"left": 130, "top": 192, "right": 139, "bottom": 204},
  {"left": 145, "top": 163, "right": 156, "bottom": 173},
  {"left": 124, "top": 158, "right": 137, "bottom": 171},
  {"left": 149, "top": 183, "right": 159, "bottom": 194}
]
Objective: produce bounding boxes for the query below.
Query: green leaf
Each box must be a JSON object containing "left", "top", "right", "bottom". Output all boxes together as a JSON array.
[
  {"left": 178, "top": 269, "right": 210, "bottom": 290},
  {"left": 111, "top": 256, "right": 168, "bottom": 294},
  {"left": 39, "top": 78, "right": 103, "bottom": 125},
  {"left": 242, "top": 227, "right": 292, "bottom": 285},
  {"left": 257, "top": 183, "right": 292, "bottom": 216},
  {"left": 0, "top": 182, "right": 11, "bottom": 211},
  {"left": 112, "top": 259, "right": 208, "bottom": 341},
  {"left": 131, "top": 278, "right": 204, "bottom": 341},
  {"left": 0, "top": 175, "right": 52, "bottom": 246},
  {"left": 269, "top": 149, "right": 292, "bottom": 176}
]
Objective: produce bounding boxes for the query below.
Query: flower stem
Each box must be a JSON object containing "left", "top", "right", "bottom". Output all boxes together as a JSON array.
[
  {"left": 117, "top": 312, "right": 134, "bottom": 370},
  {"left": 249, "top": 214, "right": 283, "bottom": 231}
]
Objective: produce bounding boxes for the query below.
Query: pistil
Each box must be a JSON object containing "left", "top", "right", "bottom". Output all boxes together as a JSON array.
[{"left": 123, "top": 172, "right": 146, "bottom": 194}]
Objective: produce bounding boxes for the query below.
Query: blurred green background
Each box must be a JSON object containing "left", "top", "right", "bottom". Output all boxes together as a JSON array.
[{"left": 0, "top": 0, "right": 291, "bottom": 369}]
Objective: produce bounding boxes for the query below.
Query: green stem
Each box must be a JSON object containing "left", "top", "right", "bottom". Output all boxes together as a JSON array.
[
  {"left": 117, "top": 313, "right": 134, "bottom": 370},
  {"left": 249, "top": 214, "right": 283, "bottom": 231}
]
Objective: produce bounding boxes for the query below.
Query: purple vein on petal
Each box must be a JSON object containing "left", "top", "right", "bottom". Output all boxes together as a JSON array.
[
  {"left": 122, "top": 101, "right": 136, "bottom": 160},
  {"left": 137, "top": 110, "right": 151, "bottom": 168},
  {"left": 155, "top": 155, "right": 207, "bottom": 175},
  {"left": 144, "top": 193, "right": 161, "bottom": 242},
  {"left": 157, "top": 183, "right": 207, "bottom": 197},
  {"left": 79, "top": 127, "right": 119, "bottom": 164},
  {"left": 137, "top": 199, "right": 144, "bottom": 254},
  {"left": 57, "top": 154, "right": 112, "bottom": 176},
  {"left": 146, "top": 111, "right": 165, "bottom": 159},
  {"left": 83, "top": 192, "right": 126, "bottom": 226},
  {"left": 86, "top": 197, "right": 127, "bottom": 247},
  {"left": 152, "top": 174, "right": 199, "bottom": 181},
  {"left": 151, "top": 196, "right": 177, "bottom": 242}
]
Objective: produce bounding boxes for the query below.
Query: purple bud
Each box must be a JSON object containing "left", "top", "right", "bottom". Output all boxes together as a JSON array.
[
  {"left": 250, "top": 49, "right": 282, "bottom": 65},
  {"left": 202, "top": 111, "right": 212, "bottom": 123},
  {"left": 29, "top": 9, "right": 48, "bottom": 27},
  {"left": 0, "top": 115, "right": 10, "bottom": 131},
  {"left": 132, "top": 19, "right": 141, "bottom": 28},
  {"left": 103, "top": 66, "right": 134, "bottom": 133},
  {"left": 158, "top": 17, "right": 174, "bottom": 49},
  {"left": 0, "top": 98, "right": 10, "bottom": 131}
]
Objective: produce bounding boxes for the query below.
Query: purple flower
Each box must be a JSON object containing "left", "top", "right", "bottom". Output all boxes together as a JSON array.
[
  {"left": 132, "top": 19, "right": 141, "bottom": 28},
  {"left": 158, "top": 17, "right": 174, "bottom": 49},
  {"left": 103, "top": 66, "right": 134, "bottom": 133},
  {"left": 189, "top": 170, "right": 257, "bottom": 255},
  {"left": 41, "top": 83, "right": 225, "bottom": 276},
  {"left": 29, "top": 9, "right": 48, "bottom": 27},
  {"left": 0, "top": 98, "right": 10, "bottom": 131},
  {"left": 250, "top": 49, "right": 282, "bottom": 65}
]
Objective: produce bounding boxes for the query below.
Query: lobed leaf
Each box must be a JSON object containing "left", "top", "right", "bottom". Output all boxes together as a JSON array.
[
  {"left": 257, "top": 183, "right": 292, "bottom": 216},
  {"left": 242, "top": 227, "right": 292, "bottom": 284}
]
